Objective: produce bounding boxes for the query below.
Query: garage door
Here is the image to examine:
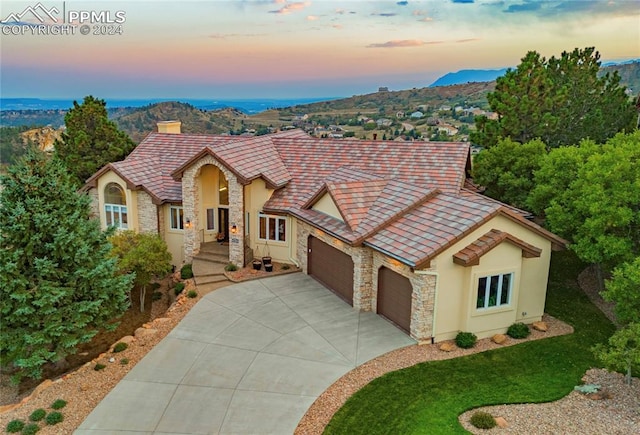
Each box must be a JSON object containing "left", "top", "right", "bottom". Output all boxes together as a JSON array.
[
  {"left": 308, "top": 236, "right": 354, "bottom": 305},
  {"left": 377, "top": 267, "right": 412, "bottom": 333}
]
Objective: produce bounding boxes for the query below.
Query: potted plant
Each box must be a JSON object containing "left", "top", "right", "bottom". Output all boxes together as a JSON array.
[
  {"left": 264, "top": 262, "right": 273, "bottom": 272},
  {"left": 252, "top": 258, "right": 262, "bottom": 270},
  {"left": 262, "top": 242, "right": 272, "bottom": 267}
]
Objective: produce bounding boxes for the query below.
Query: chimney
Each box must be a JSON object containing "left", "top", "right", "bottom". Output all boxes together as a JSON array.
[
  {"left": 157, "top": 120, "right": 181, "bottom": 134},
  {"left": 373, "top": 133, "right": 377, "bottom": 140}
]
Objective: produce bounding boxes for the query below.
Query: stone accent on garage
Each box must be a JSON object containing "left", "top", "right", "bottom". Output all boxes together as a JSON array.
[
  {"left": 372, "top": 252, "right": 436, "bottom": 343},
  {"left": 137, "top": 190, "right": 157, "bottom": 233},
  {"left": 182, "top": 155, "right": 244, "bottom": 265}
]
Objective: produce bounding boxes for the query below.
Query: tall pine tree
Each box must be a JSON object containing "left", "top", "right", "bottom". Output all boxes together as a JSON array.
[
  {"left": 55, "top": 95, "right": 136, "bottom": 184},
  {"left": 0, "top": 150, "right": 134, "bottom": 382}
]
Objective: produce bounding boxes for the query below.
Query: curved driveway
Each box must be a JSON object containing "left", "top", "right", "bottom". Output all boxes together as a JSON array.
[{"left": 76, "top": 273, "right": 415, "bottom": 434}]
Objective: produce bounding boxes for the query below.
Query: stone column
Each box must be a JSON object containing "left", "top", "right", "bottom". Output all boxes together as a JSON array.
[{"left": 352, "top": 247, "right": 373, "bottom": 311}]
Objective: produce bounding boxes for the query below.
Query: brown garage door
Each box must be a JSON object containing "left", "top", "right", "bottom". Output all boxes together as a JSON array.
[
  {"left": 308, "top": 236, "right": 354, "bottom": 305},
  {"left": 377, "top": 267, "right": 412, "bottom": 333}
]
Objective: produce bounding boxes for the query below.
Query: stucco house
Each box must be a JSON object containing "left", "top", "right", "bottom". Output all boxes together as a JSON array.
[{"left": 83, "top": 121, "right": 565, "bottom": 343}]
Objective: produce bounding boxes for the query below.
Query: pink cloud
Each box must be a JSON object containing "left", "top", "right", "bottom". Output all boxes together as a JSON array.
[
  {"left": 367, "top": 39, "right": 427, "bottom": 48},
  {"left": 270, "top": 1, "right": 310, "bottom": 15},
  {"left": 455, "top": 38, "right": 481, "bottom": 43},
  {"left": 306, "top": 15, "right": 319, "bottom": 21}
]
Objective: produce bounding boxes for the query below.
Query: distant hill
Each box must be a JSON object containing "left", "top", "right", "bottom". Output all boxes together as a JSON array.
[
  {"left": 600, "top": 61, "right": 640, "bottom": 94},
  {"left": 429, "top": 69, "right": 508, "bottom": 87}
]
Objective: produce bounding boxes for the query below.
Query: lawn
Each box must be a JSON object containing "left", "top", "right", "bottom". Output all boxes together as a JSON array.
[{"left": 324, "top": 251, "right": 616, "bottom": 434}]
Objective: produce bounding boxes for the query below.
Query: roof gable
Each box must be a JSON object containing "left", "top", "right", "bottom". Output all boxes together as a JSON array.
[{"left": 452, "top": 229, "right": 542, "bottom": 267}]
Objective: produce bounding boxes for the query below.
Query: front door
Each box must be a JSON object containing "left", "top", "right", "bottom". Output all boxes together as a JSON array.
[{"left": 218, "top": 208, "right": 229, "bottom": 242}]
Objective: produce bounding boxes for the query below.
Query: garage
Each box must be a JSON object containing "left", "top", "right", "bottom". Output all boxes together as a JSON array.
[
  {"left": 377, "top": 267, "right": 413, "bottom": 333},
  {"left": 308, "top": 236, "right": 354, "bottom": 305}
]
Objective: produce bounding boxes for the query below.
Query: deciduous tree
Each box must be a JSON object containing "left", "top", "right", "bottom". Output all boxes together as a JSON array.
[
  {"left": 55, "top": 95, "right": 136, "bottom": 185},
  {"left": 593, "top": 322, "right": 640, "bottom": 386},
  {"left": 0, "top": 151, "right": 133, "bottom": 383},
  {"left": 110, "top": 231, "right": 172, "bottom": 312}
]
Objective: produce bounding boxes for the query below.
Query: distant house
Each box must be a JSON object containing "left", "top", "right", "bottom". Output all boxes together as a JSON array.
[
  {"left": 84, "top": 123, "right": 565, "bottom": 343},
  {"left": 396, "top": 111, "right": 405, "bottom": 119},
  {"left": 410, "top": 111, "right": 424, "bottom": 119},
  {"left": 376, "top": 118, "right": 393, "bottom": 127},
  {"left": 378, "top": 86, "right": 389, "bottom": 92},
  {"left": 438, "top": 123, "right": 459, "bottom": 136}
]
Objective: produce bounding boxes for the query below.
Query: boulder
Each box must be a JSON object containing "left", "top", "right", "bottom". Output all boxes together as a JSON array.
[
  {"left": 135, "top": 327, "right": 158, "bottom": 339},
  {"left": 532, "top": 321, "right": 548, "bottom": 332},
  {"left": 495, "top": 417, "right": 508, "bottom": 428},
  {"left": 492, "top": 334, "right": 508, "bottom": 344},
  {"left": 153, "top": 317, "right": 171, "bottom": 324},
  {"left": 119, "top": 335, "right": 136, "bottom": 344},
  {"left": 439, "top": 342, "right": 455, "bottom": 352}
]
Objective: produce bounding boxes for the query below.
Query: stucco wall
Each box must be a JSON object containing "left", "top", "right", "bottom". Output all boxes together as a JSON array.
[
  {"left": 95, "top": 171, "right": 138, "bottom": 231},
  {"left": 432, "top": 214, "right": 552, "bottom": 341},
  {"left": 312, "top": 193, "right": 343, "bottom": 221},
  {"left": 161, "top": 203, "right": 185, "bottom": 269}
]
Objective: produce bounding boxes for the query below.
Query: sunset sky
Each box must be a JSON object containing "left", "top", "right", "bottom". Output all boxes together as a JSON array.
[{"left": 1, "top": 0, "right": 639, "bottom": 99}]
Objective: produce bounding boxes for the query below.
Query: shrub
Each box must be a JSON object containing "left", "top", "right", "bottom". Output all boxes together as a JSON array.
[
  {"left": 224, "top": 263, "right": 238, "bottom": 272},
  {"left": 574, "top": 384, "right": 600, "bottom": 394},
  {"left": 45, "top": 412, "right": 63, "bottom": 425},
  {"left": 180, "top": 264, "right": 193, "bottom": 279},
  {"left": 281, "top": 264, "right": 291, "bottom": 270},
  {"left": 120, "top": 358, "right": 129, "bottom": 365},
  {"left": 470, "top": 411, "right": 496, "bottom": 429},
  {"left": 150, "top": 282, "right": 161, "bottom": 290},
  {"left": 455, "top": 331, "right": 477, "bottom": 349},
  {"left": 6, "top": 420, "right": 25, "bottom": 433},
  {"left": 187, "top": 290, "right": 198, "bottom": 298},
  {"left": 174, "top": 282, "right": 185, "bottom": 295},
  {"left": 113, "top": 342, "right": 128, "bottom": 353},
  {"left": 21, "top": 423, "right": 40, "bottom": 435},
  {"left": 50, "top": 399, "right": 67, "bottom": 410},
  {"left": 94, "top": 363, "right": 106, "bottom": 371},
  {"left": 152, "top": 291, "right": 163, "bottom": 301},
  {"left": 507, "top": 322, "right": 531, "bottom": 339},
  {"left": 29, "top": 409, "right": 46, "bottom": 422}
]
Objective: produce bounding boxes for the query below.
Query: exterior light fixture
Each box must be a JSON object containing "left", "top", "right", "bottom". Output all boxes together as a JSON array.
[
  {"left": 231, "top": 224, "right": 237, "bottom": 234},
  {"left": 185, "top": 218, "right": 192, "bottom": 229}
]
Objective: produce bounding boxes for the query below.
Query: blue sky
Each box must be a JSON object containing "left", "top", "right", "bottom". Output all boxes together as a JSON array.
[{"left": 1, "top": 0, "right": 638, "bottom": 99}]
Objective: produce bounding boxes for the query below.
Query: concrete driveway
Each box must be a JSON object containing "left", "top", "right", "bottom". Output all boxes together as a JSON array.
[{"left": 76, "top": 273, "right": 415, "bottom": 434}]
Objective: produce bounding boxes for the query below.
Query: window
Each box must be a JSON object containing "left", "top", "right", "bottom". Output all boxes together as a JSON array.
[
  {"left": 258, "top": 213, "right": 286, "bottom": 242},
  {"left": 206, "top": 208, "right": 215, "bottom": 231},
  {"left": 218, "top": 175, "right": 229, "bottom": 205},
  {"left": 170, "top": 206, "right": 184, "bottom": 230},
  {"left": 104, "top": 183, "right": 127, "bottom": 229},
  {"left": 476, "top": 272, "right": 512, "bottom": 309}
]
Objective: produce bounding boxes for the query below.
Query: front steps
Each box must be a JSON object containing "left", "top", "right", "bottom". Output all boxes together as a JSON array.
[{"left": 193, "top": 242, "right": 230, "bottom": 286}]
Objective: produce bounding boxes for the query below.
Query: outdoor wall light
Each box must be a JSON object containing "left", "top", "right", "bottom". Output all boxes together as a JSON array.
[
  {"left": 231, "top": 224, "right": 237, "bottom": 234},
  {"left": 185, "top": 218, "right": 192, "bottom": 229}
]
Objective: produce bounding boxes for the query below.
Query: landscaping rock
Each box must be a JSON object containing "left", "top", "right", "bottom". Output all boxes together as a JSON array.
[
  {"left": 135, "top": 327, "right": 158, "bottom": 339},
  {"left": 532, "top": 321, "right": 548, "bottom": 332},
  {"left": 492, "top": 334, "right": 508, "bottom": 344},
  {"left": 119, "top": 335, "right": 136, "bottom": 344},
  {"left": 153, "top": 317, "right": 171, "bottom": 324},
  {"left": 439, "top": 342, "right": 455, "bottom": 352},
  {"left": 495, "top": 416, "right": 508, "bottom": 428}
]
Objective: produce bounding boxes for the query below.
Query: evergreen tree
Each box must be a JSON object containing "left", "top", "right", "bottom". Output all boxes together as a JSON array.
[
  {"left": 0, "top": 150, "right": 133, "bottom": 382},
  {"left": 55, "top": 95, "right": 136, "bottom": 184},
  {"left": 472, "top": 47, "right": 635, "bottom": 148}
]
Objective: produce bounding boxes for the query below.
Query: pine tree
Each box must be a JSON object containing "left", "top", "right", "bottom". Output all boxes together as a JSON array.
[
  {"left": 55, "top": 95, "right": 136, "bottom": 185},
  {"left": 0, "top": 150, "right": 134, "bottom": 382}
]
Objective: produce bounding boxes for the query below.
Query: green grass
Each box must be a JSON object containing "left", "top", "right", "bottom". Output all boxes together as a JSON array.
[{"left": 324, "top": 251, "right": 615, "bottom": 434}]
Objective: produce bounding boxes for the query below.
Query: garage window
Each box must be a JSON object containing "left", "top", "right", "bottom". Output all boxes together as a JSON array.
[{"left": 476, "top": 272, "right": 512, "bottom": 309}]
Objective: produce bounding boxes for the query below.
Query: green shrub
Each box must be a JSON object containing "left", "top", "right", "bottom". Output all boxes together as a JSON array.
[
  {"left": 45, "top": 412, "right": 63, "bottom": 425},
  {"left": 574, "top": 383, "right": 600, "bottom": 394},
  {"left": 21, "top": 423, "right": 40, "bottom": 435},
  {"left": 113, "top": 342, "right": 128, "bottom": 353},
  {"left": 187, "top": 290, "right": 197, "bottom": 298},
  {"left": 50, "top": 399, "right": 67, "bottom": 410},
  {"left": 120, "top": 358, "right": 129, "bottom": 365},
  {"left": 470, "top": 411, "right": 496, "bottom": 429},
  {"left": 152, "top": 291, "right": 163, "bottom": 301},
  {"left": 28, "top": 409, "right": 46, "bottom": 422},
  {"left": 455, "top": 331, "right": 477, "bottom": 349},
  {"left": 180, "top": 264, "right": 193, "bottom": 279},
  {"left": 6, "top": 420, "right": 25, "bottom": 433},
  {"left": 507, "top": 322, "right": 531, "bottom": 339},
  {"left": 94, "top": 363, "right": 106, "bottom": 371},
  {"left": 224, "top": 263, "right": 238, "bottom": 271},
  {"left": 174, "top": 282, "right": 185, "bottom": 295},
  {"left": 150, "top": 282, "right": 161, "bottom": 290},
  {"left": 281, "top": 264, "right": 291, "bottom": 270}
]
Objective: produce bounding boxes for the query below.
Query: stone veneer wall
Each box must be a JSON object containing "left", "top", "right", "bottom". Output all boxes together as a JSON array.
[
  {"left": 87, "top": 187, "right": 99, "bottom": 218},
  {"left": 136, "top": 191, "right": 157, "bottom": 233},
  {"left": 296, "top": 220, "right": 372, "bottom": 312},
  {"left": 371, "top": 252, "right": 436, "bottom": 343},
  {"left": 182, "top": 155, "right": 244, "bottom": 265}
]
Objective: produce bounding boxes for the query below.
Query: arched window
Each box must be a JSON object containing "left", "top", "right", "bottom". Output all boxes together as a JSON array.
[{"left": 104, "top": 183, "right": 128, "bottom": 229}]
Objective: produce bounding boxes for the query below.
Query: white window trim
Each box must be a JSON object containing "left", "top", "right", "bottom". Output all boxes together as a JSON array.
[
  {"left": 258, "top": 213, "right": 287, "bottom": 243},
  {"left": 206, "top": 208, "right": 216, "bottom": 232},
  {"left": 170, "top": 206, "right": 184, "bottom": 231},
  {"left": 104, "top": 204, "right": 128, "bottom": 229},
  {"left": 476, "top": 272, "right": 513, "bottom": 311}
]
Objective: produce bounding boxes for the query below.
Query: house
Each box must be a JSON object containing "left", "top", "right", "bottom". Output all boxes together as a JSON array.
[
  {"left": 410, "top": 111, "right": 424, "bottom": 119},
  {"left": 84, "top": 121, "right": 565, "bottom": 343},
  {"left": 376, "top": 118, "right": 393, "bottom": 127}
]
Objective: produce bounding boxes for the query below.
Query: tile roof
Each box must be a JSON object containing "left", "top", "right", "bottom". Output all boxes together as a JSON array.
[{"left": 452, "top": 229, "right": 542, "bottom": 267}]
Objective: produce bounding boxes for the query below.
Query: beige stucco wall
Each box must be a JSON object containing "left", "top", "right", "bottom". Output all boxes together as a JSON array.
[
  {"left": 432, "top": 214, "right": 552, "bottom": 342},
  {"left": 312, "top": 193, "right": 343, "bottom": 221},
  {"left": 160, "top": 203, "right": 185, "bottom": 269},
  {"left": 95, "top": 171, "right": 139, "bottom": 232},
  {"left": 197, "top": 165, "right": 226, "bottom": 244}
]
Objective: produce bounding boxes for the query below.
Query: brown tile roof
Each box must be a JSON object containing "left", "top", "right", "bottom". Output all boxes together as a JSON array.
[{"left": 452, "top": 229, "right": 542, "bottom": 267}]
